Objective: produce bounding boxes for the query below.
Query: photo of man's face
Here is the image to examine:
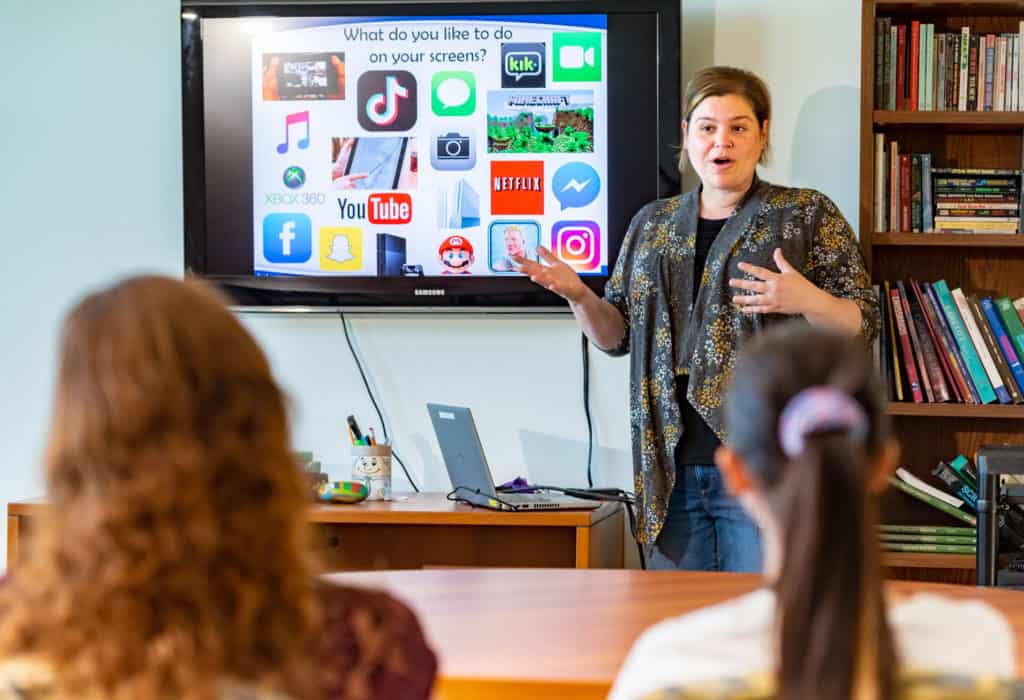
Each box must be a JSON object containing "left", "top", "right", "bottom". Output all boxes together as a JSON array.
[{"left": 504, "top": 227, "right": 526, "bottom": 257}]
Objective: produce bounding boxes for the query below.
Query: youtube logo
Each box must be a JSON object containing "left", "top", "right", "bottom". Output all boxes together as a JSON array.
[{"left": 368, "top": 192, "right": 413, "bottom": 225}]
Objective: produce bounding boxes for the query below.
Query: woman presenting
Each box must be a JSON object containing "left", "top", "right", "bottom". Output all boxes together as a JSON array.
[{"left": 516, "top": 66, "right": 880, "bottom": 571}]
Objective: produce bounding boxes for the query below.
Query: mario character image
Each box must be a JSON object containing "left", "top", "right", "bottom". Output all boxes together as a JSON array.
[{"left": 438, "top": 235, "right": 475, "bottom": 275}]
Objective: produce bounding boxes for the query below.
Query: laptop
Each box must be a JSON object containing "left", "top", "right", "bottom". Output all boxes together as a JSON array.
[{"left": 427, "top": 403, "right": 601, "bottom": 511}]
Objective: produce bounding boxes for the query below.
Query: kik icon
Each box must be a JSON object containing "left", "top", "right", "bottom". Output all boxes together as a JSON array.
[
  {"left": 501, "top": 43, "right": 546, "bottom": 88},
  {"left": 358, "top": 70, "right": 418, "bottom": 131}
]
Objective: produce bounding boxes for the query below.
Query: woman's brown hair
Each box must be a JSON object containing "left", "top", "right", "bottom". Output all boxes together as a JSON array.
[
  {"left": 0, "top": 276, "right": 319, "bottom": 700},
  {"left": 724, "top": 323, "right": 897, "bottom": 700},
  {"left": 682, "top": 65, "right": 772, "bottom": 165}
]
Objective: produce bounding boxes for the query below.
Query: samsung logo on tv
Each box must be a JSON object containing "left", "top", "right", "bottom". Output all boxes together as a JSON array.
[{"left": 414, "top": 289, "right": 445, "bottom": 296}]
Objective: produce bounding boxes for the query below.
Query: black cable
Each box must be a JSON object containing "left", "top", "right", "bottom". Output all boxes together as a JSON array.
[
  {"left": 582, "top": 333, "right": 594, "bottom": 488},
  {"left": 338, "top": 312, "right": 419, "bottom": 492},
  {"left": 445, "top": 486, "right": 518, "bottom": 511},
  {"left": 501, "top": 482, "right": 647, "bottom": 569}
]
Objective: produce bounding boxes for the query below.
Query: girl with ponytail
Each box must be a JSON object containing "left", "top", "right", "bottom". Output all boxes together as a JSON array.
[{"left": 610, "top": 322, "right": 1014, "bottom": 700}]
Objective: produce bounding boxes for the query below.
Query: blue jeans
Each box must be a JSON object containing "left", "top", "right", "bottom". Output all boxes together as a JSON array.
[{"left": 647, "top": 464, "right": 763, "bottom": 572}]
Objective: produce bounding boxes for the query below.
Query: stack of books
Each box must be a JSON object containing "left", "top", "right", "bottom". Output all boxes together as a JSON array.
[
  {"left": 885, "top": 456, "right": 1024, "bottom": 554},
  {"left": 933, "top": 168, "right": 1020, "bottom": 234},
  {"left": 880, "top": 524, "right": 976, "bottom": 554},
  {"left": 874, "top": 279, "right": 1024, "bottom": 405},
  {"left": 871, "top": 137, "right": 1023, "bottom": 234}
]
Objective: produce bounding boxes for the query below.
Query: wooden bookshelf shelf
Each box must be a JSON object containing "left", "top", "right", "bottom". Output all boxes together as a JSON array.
[
  {"left": 861, "top": 0, "right": 1024, "bottom": 583},
  {"left": 872, "top": 232, "right": 1024, "bottom": 247},
  {"left": 881, "top": 551, "right": 975, "bottom": 570},
  {"left": 886, "top": 402, "right": 1024, "bottom": 417},
  {"left": 873, "top": 110, "right": 1024, "bottom": 127}
]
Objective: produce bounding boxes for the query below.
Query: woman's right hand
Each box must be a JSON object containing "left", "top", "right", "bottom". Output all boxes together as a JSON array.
[{"left": 514, "top": 246, "right": 590, "bottom": 304}]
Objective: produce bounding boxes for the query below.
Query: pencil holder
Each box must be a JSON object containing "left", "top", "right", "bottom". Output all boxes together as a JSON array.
[{"left": 350, "top": 444, "right": 392, "bottom": 501}]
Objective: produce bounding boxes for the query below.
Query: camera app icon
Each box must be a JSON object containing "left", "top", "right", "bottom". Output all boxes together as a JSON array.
[
  {"left": 551, "top": 220, "right": 601, "bottom": 272},
  {"left": 430, "top": 126, "right": 476, "bottom": 171}
]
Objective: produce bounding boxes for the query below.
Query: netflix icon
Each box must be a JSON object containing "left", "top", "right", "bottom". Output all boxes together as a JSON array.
[{"left": 490, "top": 161, "right": 545, "bottom": 215}]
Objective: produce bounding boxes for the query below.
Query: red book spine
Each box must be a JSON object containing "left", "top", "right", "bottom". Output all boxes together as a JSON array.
[
  {"left": 891, "top": 287, "right": 925, "bottom": 402},
  {"left": 899, "top": 281, "right": 935, "bottom": 401},
  {"left": 897, "top": 25, "right": 908, "bottom": 110},
  {"left": 910, "top": 20, "right": 921, "bottom": 110},
  {"left": 900, "top": 153, "right": 911, "bottom": 231}
]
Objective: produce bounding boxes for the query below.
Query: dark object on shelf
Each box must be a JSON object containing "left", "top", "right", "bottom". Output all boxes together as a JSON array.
[{"left": 977, "top": 444, "right": 1024, "bottom": 586}]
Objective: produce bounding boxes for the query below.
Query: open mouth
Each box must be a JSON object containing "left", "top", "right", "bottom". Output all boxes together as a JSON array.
[{"left": 712, "top": 157, "right": 733, "bottom": 166}]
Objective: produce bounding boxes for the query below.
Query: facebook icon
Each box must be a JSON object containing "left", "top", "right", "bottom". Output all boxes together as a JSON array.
[{"left": 262, "top": 213, "right": 312, "bottom": 263}]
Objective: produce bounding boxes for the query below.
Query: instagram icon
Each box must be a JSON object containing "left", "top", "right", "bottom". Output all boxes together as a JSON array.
[{"left": 551, "top": 220, "right": 601, "bottom": 272}]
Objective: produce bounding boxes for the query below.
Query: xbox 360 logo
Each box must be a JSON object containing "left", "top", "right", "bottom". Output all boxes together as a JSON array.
[{"left": 283, "top": 166, "right": 306, "bottom": 190}]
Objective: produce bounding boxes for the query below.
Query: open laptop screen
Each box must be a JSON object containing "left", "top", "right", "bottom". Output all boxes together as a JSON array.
[{"left": 427, "top": 403, "right": 499, "bottom": 505}]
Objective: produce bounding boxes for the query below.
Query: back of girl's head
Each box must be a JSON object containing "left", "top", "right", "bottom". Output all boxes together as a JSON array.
[
  {"left": 0, "top": 275, "right": 319, "bottom": 700},
  {"left": 724, "top": 322, "right": 895, "bottom": 700}
]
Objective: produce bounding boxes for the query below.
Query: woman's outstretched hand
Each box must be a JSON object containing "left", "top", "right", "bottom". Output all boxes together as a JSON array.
[{"left": 514, "top": 246, "right": 590, "bottom": 304}]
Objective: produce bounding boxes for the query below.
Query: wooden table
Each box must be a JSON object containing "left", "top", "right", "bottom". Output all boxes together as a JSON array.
[
  {"left": 7, "top": 494, "right": 624, "bottom": 570},
  {"left": 327, "top": 568, "right": 1024, "bottom": 700}
]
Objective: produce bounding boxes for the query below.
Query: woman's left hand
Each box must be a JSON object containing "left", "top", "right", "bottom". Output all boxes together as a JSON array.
[{"left": 729, "top": 248, "right": 823, "bottom": 316}]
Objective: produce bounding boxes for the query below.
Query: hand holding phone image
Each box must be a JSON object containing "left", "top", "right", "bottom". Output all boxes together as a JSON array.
[
  {"left": 330, "top": 138, "right": 369, "bottom": 189},
  {"left": 331, "top": 137, "right": 416, "bottom": 190},
  {"left": 262, "top": 52, "right": 345, "bottom": 100}
]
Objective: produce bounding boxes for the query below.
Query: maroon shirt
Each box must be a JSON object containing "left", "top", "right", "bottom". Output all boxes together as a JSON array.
[{"left": 314, "top": 581, "right": 437, "bottom": 700}]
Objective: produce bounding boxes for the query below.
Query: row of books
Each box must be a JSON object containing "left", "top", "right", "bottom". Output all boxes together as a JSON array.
[
  {"left": 873, "top": 19, "right": 1024, "bottom": 112},
  {"left": 885, "top": 456, "right": 1024, "bottom": 554},
  {"left": 872, "top": 139, "right": 1022, "bottom": 233},
  {"left": 874, "top": 279, "right": 1024, "bottom": 404}
]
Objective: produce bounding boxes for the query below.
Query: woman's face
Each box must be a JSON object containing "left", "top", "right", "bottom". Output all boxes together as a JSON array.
[{"left": 683, "top": 93, "right": 767, "bottom": 194}]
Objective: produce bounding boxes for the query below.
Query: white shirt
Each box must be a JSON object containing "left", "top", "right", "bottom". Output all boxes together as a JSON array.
[{"left": 608, "top": 588, "right": 1015, "bottom": 700}]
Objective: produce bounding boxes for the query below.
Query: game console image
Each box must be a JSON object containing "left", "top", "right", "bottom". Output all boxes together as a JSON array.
[{"left": 376, "top": 233, "right": 407, "bottom": 276}]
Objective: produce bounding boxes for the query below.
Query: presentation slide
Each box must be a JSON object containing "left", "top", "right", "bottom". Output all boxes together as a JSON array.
[{"left": 251, "top": 15, "right": 608, "bottom": 277}]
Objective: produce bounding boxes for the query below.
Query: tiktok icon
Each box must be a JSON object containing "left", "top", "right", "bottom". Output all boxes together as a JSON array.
[{"left": 357, "top": 70, "right": 418, "bottom": 132}]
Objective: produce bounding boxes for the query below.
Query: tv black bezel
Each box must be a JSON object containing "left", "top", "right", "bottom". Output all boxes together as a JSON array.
[{"left": 181, "top": 0, "right": 681, "bottom": 311}]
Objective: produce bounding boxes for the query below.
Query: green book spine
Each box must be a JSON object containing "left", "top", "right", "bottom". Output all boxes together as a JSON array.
[
  {"left": 882, "top": 542, "right": 976, "bottom": 554},
  {"left": 879, "top": 533, "right": 977, "bottom": 544},
  {"left": 933, "top": 279, "right": 997, "bottom": 403},
  {"left": 888, "top": 476, "right": 978, "bottom": 525},
  {"left": 879, "top": 524, "right": 977, "bottom": 535},
  {"left": 995, "top": 296, "right": 1024, "bottom": 363}
]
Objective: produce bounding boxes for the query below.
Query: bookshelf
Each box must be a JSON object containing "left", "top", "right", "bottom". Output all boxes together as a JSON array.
[{"left": 861, "top": 0, "right": 1024, "bottom": 582}]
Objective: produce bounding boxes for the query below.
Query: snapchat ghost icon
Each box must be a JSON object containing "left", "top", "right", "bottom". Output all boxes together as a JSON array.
[{"left": 319, "top": 227, "right": 363, "bottom": 271}]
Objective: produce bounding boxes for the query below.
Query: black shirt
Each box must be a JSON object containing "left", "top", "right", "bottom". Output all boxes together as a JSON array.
[{"left": 675, "top": 216, "right": 728, "bottom": 467}]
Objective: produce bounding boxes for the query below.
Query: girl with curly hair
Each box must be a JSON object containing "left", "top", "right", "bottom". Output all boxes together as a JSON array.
[{"left": 0, "top": 276, "right": 436, "bottom": 700}]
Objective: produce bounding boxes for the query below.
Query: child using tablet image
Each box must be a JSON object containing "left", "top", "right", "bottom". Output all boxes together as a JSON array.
[{"left": 610, "top": 323, "right": 1015, "bottom": 700}]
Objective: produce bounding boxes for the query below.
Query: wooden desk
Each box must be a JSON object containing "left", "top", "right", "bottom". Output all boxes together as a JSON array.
[
  {"left": 7, "top": 494, "right": 624, "bottom": 570},
  {"left": 327, "top": 568, "right": 1024, "bottom": 700}
]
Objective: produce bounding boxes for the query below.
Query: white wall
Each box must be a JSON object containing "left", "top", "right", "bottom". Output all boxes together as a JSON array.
[{"left": 0, "top": 0, "right": 862, "bottom": 567}]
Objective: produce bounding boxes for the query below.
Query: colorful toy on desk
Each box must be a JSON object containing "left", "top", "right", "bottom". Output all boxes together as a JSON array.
[{"left": 319, "top": 480, "right": 369, "bottom": 504}]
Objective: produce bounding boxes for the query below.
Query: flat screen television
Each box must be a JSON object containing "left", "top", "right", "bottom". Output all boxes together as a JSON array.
[{"left": 182, "top": 0, "right": 680, "bottom": 311}]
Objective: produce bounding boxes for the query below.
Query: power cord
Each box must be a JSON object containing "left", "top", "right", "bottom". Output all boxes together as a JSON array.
[
  {"left": 581, "top": 333, "right": 594, "bottom": 488},
  {"left": 446, "top": 486, "right": 518, "bottom": 511},
  {"left": 577, "top": 336, "right": 647, "bottom": 569},
  {"left": 338, "top": 312, "right": 419, "bottom": 492},
  {"left": 498, "top": 482, "right": 647, "bottom": 569}
]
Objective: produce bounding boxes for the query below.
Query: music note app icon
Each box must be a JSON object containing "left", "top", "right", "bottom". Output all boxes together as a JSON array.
[{"left": 277, "top": 111, "right": 310, "bottom": 154}]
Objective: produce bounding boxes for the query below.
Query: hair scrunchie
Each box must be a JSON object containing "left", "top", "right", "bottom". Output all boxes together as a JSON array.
[{"left": 778, "top": 385, "right": 869, "bottom": 458}]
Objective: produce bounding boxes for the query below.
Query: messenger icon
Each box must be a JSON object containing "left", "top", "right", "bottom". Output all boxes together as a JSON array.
[{"left": 551, "top": 162, "right": 600, "bottom": 211}]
